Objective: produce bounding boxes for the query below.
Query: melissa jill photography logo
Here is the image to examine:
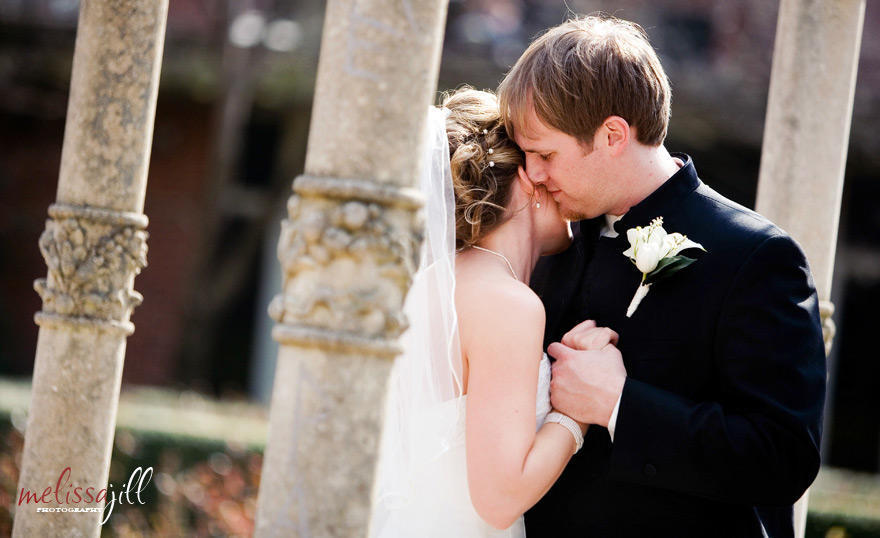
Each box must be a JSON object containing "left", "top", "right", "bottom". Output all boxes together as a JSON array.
[{"left": 18, "top": 466, "right": 153, "bottom": 525}]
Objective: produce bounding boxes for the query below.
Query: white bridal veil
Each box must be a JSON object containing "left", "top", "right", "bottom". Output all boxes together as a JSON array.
[{"left": 368, "top": 105, "right": 465, "bottom": 535}]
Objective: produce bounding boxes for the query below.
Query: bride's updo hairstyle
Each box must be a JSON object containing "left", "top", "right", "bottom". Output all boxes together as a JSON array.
[{"left": 441, "top": 88, "right": 524, "bottom": 250}]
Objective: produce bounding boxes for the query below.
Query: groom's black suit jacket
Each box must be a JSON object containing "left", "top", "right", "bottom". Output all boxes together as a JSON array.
[{"left": 526, "top": 154, "right": 826, "bottom": 538}]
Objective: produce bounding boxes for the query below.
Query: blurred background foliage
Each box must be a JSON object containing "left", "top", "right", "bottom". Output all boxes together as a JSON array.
[{"left": 1, "top": 0, "right": 879, "bottom": 535}]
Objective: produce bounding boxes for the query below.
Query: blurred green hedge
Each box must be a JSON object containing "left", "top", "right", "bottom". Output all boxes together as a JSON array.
[
  {"left": 808, "top": 516, "right": 880, "bottom": 538},
  {"left": 1, "top": 380, "right": 879, "bottom": 537}
]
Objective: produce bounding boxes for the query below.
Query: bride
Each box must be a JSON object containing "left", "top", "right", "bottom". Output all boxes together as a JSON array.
[{"left": 369, "top": 88, "right": 612, "bottom": 536}]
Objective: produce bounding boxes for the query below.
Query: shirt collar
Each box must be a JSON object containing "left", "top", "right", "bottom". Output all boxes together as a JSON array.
[{"left": 601, "top": 213, "right": 624, "bottom": 237}]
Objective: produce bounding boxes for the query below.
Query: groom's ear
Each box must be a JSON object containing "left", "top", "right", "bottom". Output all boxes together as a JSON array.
[{"left": 601, "top": 116, "right": 630, "bottom": 156}]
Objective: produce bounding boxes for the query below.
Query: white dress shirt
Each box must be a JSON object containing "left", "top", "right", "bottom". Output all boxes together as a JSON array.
[{"left": 599, "top": 213, "right": 624, "bottom": 441}]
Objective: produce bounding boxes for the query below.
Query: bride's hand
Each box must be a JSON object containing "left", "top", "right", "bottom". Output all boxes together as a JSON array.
[{"left": 561, "top": 319, "right": 619, "bottom": 351}]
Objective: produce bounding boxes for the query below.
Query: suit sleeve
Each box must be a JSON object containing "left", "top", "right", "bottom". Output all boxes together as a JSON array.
[{"left": 607, "top": 233, "right": 827, "bottom": 505}]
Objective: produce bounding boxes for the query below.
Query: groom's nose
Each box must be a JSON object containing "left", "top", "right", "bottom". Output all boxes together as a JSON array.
[{"left": 525, "top": 155, "right": 548, "bottom": 184}]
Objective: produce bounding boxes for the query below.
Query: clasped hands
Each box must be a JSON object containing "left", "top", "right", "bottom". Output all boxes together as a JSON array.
[{"left": 548, "top": 320, "right": 627, "bottom": 429}]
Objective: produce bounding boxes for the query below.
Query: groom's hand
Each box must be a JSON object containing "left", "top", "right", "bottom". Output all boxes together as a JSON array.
[{"left": 548, "top": 341, "right": 626, "bottom": 428}]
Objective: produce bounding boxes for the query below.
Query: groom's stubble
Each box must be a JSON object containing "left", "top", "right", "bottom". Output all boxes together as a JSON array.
[{"left": 558, "top": 141, "right": 605, "bottom": 222}]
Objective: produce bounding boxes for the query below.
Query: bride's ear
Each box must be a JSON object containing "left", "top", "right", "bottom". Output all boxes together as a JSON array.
[{"left": 516, "top": 166, "right": 535, "bottom": 196}]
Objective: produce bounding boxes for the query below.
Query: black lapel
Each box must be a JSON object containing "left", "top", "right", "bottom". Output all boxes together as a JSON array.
[{"left": 530, "top": 218, "right": 603, "bottom": 350}]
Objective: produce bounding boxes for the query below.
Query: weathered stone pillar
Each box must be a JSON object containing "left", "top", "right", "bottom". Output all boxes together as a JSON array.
[
  {"left": 12, "top": 1, "right": 167, "bottom": 536},
  {"left": 253, "top": 0, "right": 448, "bottom": 536},
  {"left": 756, "top": 0, "right": 865, "bottom": 535}
]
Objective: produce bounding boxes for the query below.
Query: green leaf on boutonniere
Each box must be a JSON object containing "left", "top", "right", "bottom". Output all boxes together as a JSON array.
[{"left": 644, "top": 255, "right": 697, "bottom": 285}]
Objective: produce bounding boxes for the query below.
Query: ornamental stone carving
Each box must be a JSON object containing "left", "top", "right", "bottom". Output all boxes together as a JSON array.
[
  {"left": 819, "top": 299, "right": 836, "bottom": 356},
  {"left": 33, "top": 203, "right": 148, "bottom": 334},
  {"left": 269, "top": 175, "right": 424, "bottom": 356}
]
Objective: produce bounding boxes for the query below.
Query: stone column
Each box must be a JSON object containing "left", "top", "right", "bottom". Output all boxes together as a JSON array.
[
  {"left": 12, "top": 1, "right": 167, "bottom": 536},
  {"left": 755, "top": 0, "right": 865, "bottom": 536},
  {"left": 253, "top": 0, "right": 448, "bottom": 536}
]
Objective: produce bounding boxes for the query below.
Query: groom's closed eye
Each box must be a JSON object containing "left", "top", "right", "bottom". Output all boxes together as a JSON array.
[
  {"left": 526, "top": 150, "right": 552, "bottom": 160},
  {"left": 524, "top": 150, "right": 553, "bottom": 164}
]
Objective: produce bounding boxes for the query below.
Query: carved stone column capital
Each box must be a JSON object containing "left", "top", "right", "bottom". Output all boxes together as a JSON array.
[
  {"left": 268, "top": 175, "right": 424, "bottom": 358},
  {"left": 819, "top": 299, "right": 836, "bottom": 356},
  {"left": 33, "top": 203, "right": 149, "bottom": 336}
]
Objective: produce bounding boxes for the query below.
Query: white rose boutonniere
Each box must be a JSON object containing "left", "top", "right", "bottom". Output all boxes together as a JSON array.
[{"left": 622, "top": 216, "right": 706, "bottom": 317}]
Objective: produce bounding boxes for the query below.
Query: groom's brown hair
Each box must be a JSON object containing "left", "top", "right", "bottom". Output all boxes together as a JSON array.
[{"left": 498, "top": 14, "right": 671, "bottom": 147}]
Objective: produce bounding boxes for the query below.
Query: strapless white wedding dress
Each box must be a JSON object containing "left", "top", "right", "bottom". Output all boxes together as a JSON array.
[{"left": 369, "top": 353, "right": 552, "bottom": 537}]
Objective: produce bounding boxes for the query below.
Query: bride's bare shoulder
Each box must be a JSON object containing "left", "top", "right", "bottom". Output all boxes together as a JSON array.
[{"left": 454, "top": 261, "right": 545, "bottom": 337}]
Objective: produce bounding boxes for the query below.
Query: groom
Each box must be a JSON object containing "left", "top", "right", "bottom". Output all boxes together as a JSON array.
[{"left": 498, "top": 15, "right": 826, "bottom": 538}]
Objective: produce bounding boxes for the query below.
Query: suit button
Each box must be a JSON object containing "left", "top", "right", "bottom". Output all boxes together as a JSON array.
[{"left": 643, "top": 463, "right": 657, "bottom": 477}]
